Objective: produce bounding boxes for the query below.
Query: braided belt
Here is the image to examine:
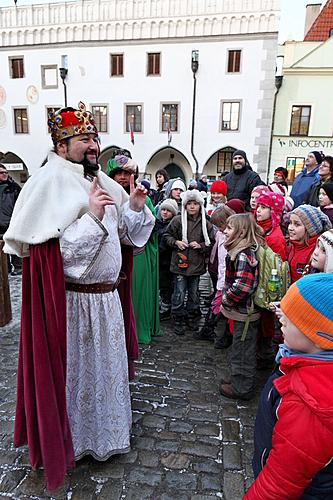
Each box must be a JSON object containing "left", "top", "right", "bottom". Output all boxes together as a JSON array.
[{"left": 65, "top": 273, "right": 126, "bottom": 294}]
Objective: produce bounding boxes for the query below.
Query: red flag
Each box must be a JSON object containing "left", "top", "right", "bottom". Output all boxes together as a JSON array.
[{"left": 129, "top": 120, "right": 134, "bottom": 145}]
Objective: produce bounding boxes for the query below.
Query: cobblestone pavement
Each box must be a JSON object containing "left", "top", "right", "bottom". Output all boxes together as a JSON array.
[{"left": 0, "top": 274, "right": 270, "bottom": 500}]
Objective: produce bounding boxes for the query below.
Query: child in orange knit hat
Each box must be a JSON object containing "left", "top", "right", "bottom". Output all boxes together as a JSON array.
[{"left": 245, "top": 273, "right": 333, "bottom": 499}]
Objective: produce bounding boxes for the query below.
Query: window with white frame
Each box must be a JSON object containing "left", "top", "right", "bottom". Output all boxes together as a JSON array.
[
  {"left": 161, "top": 104, "right": 178, "bottom": 132},
  {"left": 147, "top": 53, "right": 161, "bottom": 76},
  {"left": 9, "top": 57, "right": 24, "bottom": 78},
  {"left": 14, "top": 108, "right": 29, "bottom": 133},
  {"left": 92, "top": 105, "right": 108, "bottom": 133},
  {"left": 110, "top": 54, "right": 124, "bottom": 76},
  {"left": 221, "top": 101, "right": 240, "bottom": 131},
  {"left": 227, "top": 50, "right": 241, "bottom": 73},
  {"left": 125, "top": 104, "right": 143, "bottom": 132}
]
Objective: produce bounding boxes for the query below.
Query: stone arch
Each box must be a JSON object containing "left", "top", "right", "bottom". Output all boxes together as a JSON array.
[
  {"left": 194, "top": 18, "right": 201, "bottom": 36},
  {"left": 248, "top": 15, "right": 255, "bottom": 32},
  {"left": 0, "top": 151, "right": 30, "bottom": 183},
  {"left": 145, "top": 146, "right": 192, "bottom": 187},
  {"left": 211, "top": 17, "right": 220, "bottom": 35},
  {"left": 240, "top": 15, "right": 248, "bottom": 33},
  {"left": 115, "top": 22, "right": 122, "bottom": 39},
  {"left": 222, "top": 16, "right": 229, "bottom": 34},
  {"left": 259, "top": 14, "right": 267, "bottom": 32},
  {"left": 176, "top": 19, "right": 183, "bottom": 37},
  {"left": 140, "top": 21, "right": 147, "bottom": 38},
  {"left": 268, "top": 14, "right": 276, "bottom": 31},
  {"left": 202, "top": 146, "right": 237, "bottom": 177},
  {"left": 168, "top": 20, "right": 175, "bottom": 37},
  {"left": 230, "top": 16, "right": 240, "bottom": 34}
]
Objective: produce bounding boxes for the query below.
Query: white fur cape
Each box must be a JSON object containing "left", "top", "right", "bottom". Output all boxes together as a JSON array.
[{"left": 3, "top": 151, "right": 130, "bottom": 257}]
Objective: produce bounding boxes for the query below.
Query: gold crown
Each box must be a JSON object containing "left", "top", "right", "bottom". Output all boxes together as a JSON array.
[{"left": 48, "top": 101, "right": 98, "bottom": 143}]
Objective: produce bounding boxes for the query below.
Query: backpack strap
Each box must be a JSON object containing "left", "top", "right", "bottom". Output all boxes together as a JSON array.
[{"left": 241, "top": 297, "right": 254, "bottom": 341}]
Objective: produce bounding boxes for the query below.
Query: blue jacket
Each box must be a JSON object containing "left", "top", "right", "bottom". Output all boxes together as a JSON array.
[{"left": 290, "top": 166, "right": 320, "bottom": 208}]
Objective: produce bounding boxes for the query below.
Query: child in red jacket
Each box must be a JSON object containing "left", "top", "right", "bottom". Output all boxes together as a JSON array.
[
  {"left": 255, "top": 191, "right": 287, "bottom": 368},
  {"left": 287, "top": 204, "right": 332, "bottom": 283},
  {"left": 245, "top": 273, "right": 333, "bottom": 500},
  {"left": 255, "top": 191, "right": 286, "bottom": 260}
]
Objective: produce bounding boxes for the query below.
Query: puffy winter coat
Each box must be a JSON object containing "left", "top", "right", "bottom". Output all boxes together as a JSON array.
[
  {"left": 164, "top": 213, "right": 215, "bottom": 276},
  {"left": 287, "top": 235, "right": 319, "bottom": 283},
  {"left": 290, "top": 166, "right": 320, "bottom": 208},
  {"left": 223, "top": 168, "right": 264, "bottom": 209},
  {"left": 245, "top": 357, "right": 333, "bottom": 499},
  {"left": 0, "top": 177, "right": 21, "bottom": 231}
]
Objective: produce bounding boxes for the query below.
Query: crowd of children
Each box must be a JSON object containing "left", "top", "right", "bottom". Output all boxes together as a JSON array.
[{"left": 150, "top": 169, "right": 333, "bottom": 498}]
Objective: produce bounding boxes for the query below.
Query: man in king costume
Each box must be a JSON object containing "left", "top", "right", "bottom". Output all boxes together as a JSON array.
[{"left": 3, "top": 102, "right": 155, "bottom": 491}]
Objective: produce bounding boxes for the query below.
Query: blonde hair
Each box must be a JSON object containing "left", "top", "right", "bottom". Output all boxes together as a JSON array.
[
  {"left": 224, "top": 214, "right": 265, "bottom": 255},
  {"left": 210, "top": 205, "right": 235, "bottom": 227}
]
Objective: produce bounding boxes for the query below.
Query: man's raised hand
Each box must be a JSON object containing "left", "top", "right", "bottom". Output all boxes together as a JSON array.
[
  {"left": 89, "top": 177, "right": 114, "bottom": 220},
  {"left": 129, "top": 174, "right": 147, "bottom": 212}
]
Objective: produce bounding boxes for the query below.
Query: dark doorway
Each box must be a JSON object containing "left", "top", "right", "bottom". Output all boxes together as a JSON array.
[{"left": 164, "top": 162, "right": 185, "bottom": 181}]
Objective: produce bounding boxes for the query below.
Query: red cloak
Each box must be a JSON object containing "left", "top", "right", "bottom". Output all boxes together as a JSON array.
[{"left": 14, "top": 239, "right": 75, "bottom": 491}]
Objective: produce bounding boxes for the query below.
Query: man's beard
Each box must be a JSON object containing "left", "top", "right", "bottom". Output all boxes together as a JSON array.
[{"left": 82, "top": 153, "right": 99, "bottom": 178}]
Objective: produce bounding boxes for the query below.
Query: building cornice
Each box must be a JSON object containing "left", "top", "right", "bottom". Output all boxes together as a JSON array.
[
  {"left": 0, "top": 31, "right": 278, "bottom": 51},
  {"left": 0, "top": 0, "right": 279, "bottom": 47}
]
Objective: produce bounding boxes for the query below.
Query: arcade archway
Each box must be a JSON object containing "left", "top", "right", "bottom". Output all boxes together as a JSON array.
[
  {"left": 0, "top": 151, "right": 29, "bottom": 185},
  {"left": 202, "top": 146, "right": 236, "bottom": 181},
  {"left": 145, "top": 147, "right": 192, "bottom": 188}
]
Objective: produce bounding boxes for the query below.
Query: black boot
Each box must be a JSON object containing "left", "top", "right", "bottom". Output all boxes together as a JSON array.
[
  {"left": 174, "top": 318, "right": 186, "bottom": 336},
  {"left": 194, "top": 308, "right": 219, "bottom": 341},
  {"left": 214, "top": 319, "right": 233, "bottom": 349}
]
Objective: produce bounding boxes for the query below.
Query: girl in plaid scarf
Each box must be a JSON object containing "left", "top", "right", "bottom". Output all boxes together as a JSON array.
[{"left": 219, "top": 214, "right": 265, "bottom": 400}]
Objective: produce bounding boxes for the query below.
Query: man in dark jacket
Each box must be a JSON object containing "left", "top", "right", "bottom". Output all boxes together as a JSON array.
[
  {"left": 0, "top": 164, "right": 22, "bottom": 274},
  {"left": 223, "top": 150, "right": 265, "bottom": 209}
]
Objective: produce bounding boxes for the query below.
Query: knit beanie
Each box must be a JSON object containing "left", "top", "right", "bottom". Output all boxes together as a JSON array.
[
  {"left": 256, "top": 192, "right": 284, "bottom": 229},
  {"left": 160, "top": 198, "right": 178, "bottom": 216},
  {"left": 321, "top": 182, "right": 333, "bottom": 203},
  {"left": 189, "top": 178, "right": 198, "bottom": 189},
  {"left": 140, "top": 179, "right": 150, "bottom": 191},
  {"left": 232, "top": 149, "right": 248, "bottom": 162},
  {"left": 210, "top": 180, "right": 227, "bottom": 195},
  {"left": 280, "top": 273, "right": 333, "bottom": 350},
  {"left": 292, "top": 204, "right": 332, "bottom": 237},
  {"left": 317, "top": 229, "right": 333, "bottom": 273},
  {"left": 225, "top": 199, "right": 246, "bottom": 214},
  {"left": 251, "top": 185, "right": 270, "bottom": 198},
  {"left": 180, "top": 190, "right": 210, "bottom": 246},
  {"left": 171, "top": 179, "right": 186, "bottom": 192},
  {"left": 310, "top": 151, "right": 324, "bottom": 165}
]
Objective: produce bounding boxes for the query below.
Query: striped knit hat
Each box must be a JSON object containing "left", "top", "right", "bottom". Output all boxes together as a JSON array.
[
  {"left": 316, "top": 229, "right": 333, "bottom": 273},
  {"left": 281, "top": 273, "right": 333, "bottom": 349},
  {"left": 181, "top": 189, "right": 210, "bottom": 246},
  {"left": 292, "top": 205, "right": 332, "bottom": 237}
]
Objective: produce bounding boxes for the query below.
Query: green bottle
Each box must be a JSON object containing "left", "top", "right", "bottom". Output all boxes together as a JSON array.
[{"left": 267, "top": 269, "right": 281, "bottom": 301}]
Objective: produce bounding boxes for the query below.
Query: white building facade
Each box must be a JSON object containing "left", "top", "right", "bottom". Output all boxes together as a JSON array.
[
  {"left": 0, "top": 0, "right": 280, "bottom": 186},
  {"left": 270, "top": 36, "right": 333, "bottom": 183}
]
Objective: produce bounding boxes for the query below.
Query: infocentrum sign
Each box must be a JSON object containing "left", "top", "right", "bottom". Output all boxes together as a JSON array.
[{"left": 277, "top": 138, "right": 333, "bottom": 149}]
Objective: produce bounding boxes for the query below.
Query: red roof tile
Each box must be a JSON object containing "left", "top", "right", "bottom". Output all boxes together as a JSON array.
[{"left": 304, "top": 0, "right": 333, "bottom": 41}]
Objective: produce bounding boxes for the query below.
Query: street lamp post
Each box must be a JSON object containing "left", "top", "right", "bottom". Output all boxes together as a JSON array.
[
  {"left": 59, "top": 56, "right": 68, "bottom": 107},
  {"left": 191, "top": 50, "right": 199, "bottom": 181},
  {"left": 266, "top": 55, "right": 284, "bottom": 183},
  {"left": 59, "top": 67, "right": 68, "bottom": 107}
]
